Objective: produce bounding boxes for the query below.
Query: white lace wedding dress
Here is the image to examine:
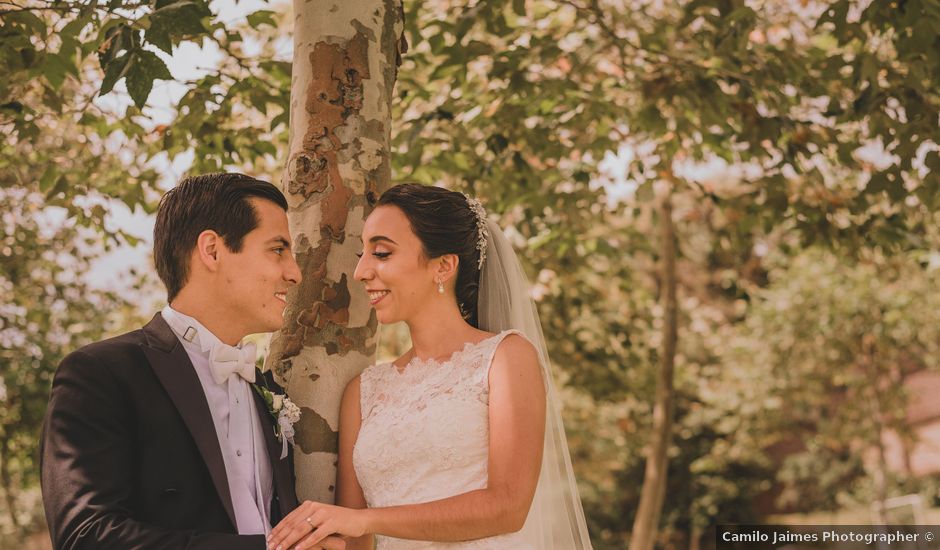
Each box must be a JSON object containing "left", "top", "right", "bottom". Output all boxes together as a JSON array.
[{"left": 353, "top": 330, "right": 534, "bottom": 549}]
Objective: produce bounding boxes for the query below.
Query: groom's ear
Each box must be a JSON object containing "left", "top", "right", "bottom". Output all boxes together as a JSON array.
[{"left": 195, "top": 230, "right": 222, "bottom": 271}]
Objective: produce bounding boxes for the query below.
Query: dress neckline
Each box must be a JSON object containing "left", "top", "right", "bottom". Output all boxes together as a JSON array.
[{"left": 392, "top": 330, "right": 510, "bottom": 374}]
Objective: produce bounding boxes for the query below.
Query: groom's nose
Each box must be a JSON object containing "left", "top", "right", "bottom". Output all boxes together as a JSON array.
[{"left": 285, "top": 253, "right": 302, "bottom": 285}]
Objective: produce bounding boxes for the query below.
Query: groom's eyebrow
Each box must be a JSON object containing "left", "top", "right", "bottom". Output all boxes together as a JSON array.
[{"left": 369, "top": 235, "right": 397, "bottom": 245}]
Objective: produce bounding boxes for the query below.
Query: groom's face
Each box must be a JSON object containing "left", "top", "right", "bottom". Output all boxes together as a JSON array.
[{"left": 216, "top": 198, "right": 302, "bottom": 335}]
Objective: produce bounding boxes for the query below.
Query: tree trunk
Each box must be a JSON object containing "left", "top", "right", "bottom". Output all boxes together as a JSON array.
[
  {"left": 266, "top": 0, "right": 404, "bottom": 504},
  {"left": 861, "top": 334, "right": 890, "bottom": 524},
  {"left": 690, "top": 526, "right": 703, "bottom": 550},
  {"left": 630, "top": 181, "right": 678, "bottom": 550},
  {"left": 0, "top": 434, "right": 21, "bottom": 532}
]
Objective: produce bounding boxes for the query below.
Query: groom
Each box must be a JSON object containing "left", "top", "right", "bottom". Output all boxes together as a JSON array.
[{"left": 40, "top": 174, "right": 342, "bottom": 549}]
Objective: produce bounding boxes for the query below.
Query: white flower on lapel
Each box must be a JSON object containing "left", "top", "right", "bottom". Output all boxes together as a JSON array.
[{"left": 252, "top": 383, "right": 300, "bottom": 459}]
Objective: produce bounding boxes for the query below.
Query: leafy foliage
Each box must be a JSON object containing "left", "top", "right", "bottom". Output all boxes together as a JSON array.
[
  {"left": 0, "top": 189, "right": 131, "bottom": 537},
  {"left": 395, "top": 0, "right": 939, "bottom": 249},
  {"left": 393, "top": 1, "right": 939, "bottom": 544},
  {"left": 728, "top": 246, "right": 940, "bottom": 512},
  {"left": 0, "top": 57, "right": 152, "bottom": 538},
  {"left": 1, "top": 0, "right": 293, "bottom": 238}
]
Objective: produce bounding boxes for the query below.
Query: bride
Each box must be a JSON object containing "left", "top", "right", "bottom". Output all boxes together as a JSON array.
[{"left": 267, "top": 184, "right": 592, "bottom": 550}]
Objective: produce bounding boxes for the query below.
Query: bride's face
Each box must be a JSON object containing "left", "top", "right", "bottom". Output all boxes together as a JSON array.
[{"left": 354, "top": 205, "right": 439, "bottom": 324}]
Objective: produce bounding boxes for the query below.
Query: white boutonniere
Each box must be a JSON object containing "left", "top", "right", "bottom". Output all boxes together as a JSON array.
[{"left": 252, "top": 384, "right": 301, "bottom": 459}]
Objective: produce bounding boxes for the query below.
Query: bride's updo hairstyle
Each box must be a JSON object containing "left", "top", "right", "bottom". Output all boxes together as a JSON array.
[{"left": 377, "top": 184, "right": 484, "bottom": 327}]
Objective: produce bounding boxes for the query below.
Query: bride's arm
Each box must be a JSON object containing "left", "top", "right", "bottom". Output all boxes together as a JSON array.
[
  {"left": 335, "top": 375, "right": 374, "bottom": 550},
  {"left": 267, "top": 335, "right": 546, "bottom": 550}
]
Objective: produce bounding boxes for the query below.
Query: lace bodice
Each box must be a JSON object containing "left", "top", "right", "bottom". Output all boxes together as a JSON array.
[{"left": 353, "top": 330, "right": 533, "bottom": 549}]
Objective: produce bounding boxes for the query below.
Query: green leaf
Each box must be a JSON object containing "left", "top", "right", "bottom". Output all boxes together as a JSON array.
[
  {"left": 255, "top": 141, "right": 277, "bottom": 157},
  {"left": 8, "top": 11, "right": 47, "bottom": 39},
  {"left": 99, "top": 52, "right": 131, "bottom": 96},
  {"left": 125, "top": 50, "right": 173, "bottom": 109},
  {"left": 453, "top": 153, "right": 470, "bottom": 171},
  {"left": 47, "top": 175, "right": 69, "bottom": 199},
  {"left": 0, "top": 101, "right": 24, "bottom": 115},
  {"left": 118, "top": 230, "right": 141, "bottom": 247},
  {"left": 43, "top": 54, "right": 73, "bottom": 90},
  {"left": 60, "top": 14, "right": 90, "bottom": 40},
  {"left": 98, "top": 23, "right": 130, "bottom": 67},
  {"left": 924, "top": 151, "right": 940, "bottom": 174},
  {"left": 866, "top": 172, "right": 889, "bottom": 194},
  {"left": 464, "top": 40, "right": 493, "bottom": 57},
  {"left": 455, "top": 14, "right": 475, "bottom": 42},
  {"left": 39, "top": 166, "right": 58, "bottom": 193},
  {"left": 17, "top": 45, "right": 38, "bottom": 70},
  {"left": 247, "top": 10, "right": 278, "bottom": 29},
  {"left": 270, "top": 110, "right": 288, "bottom": 131},
  {"left": 145, "top": 18, "right": 173, "bottom": 54},
  {"left": 41, "top": 83, "right": 65, "bottom": 113},
  {"left": 147, "top": 0, "right": 212, "bottom": 52}
]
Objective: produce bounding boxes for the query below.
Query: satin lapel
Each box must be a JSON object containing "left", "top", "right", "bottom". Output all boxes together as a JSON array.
[
  {"left": 252, "top": 371, "right": 298, "bottom": 514},
  {"left": 140, "top": 313, "right": 238, "bottom": 529}
]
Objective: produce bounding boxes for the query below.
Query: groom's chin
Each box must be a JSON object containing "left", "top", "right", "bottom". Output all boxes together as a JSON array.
[{"left": 267, "top": 316, "right": 288, "bottom": 333}]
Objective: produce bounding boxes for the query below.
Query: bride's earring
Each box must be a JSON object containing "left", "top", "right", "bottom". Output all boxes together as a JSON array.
[{"left": 437, "top": 279, "right": 445, "bottom": 294}]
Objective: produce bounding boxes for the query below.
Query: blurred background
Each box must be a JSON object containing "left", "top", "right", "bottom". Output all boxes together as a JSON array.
[{"left": 2, "top": 0, "right": 940, "bottom": 548}]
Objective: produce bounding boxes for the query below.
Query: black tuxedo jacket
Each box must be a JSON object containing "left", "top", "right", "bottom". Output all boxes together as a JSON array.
[{"left": 40, "top": 313, "right": 300, "bottom": 549}]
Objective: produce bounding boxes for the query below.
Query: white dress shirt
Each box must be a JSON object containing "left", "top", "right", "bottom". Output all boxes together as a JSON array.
[{"left": 161, "top": 306, "right": 274, "bottom": 535}]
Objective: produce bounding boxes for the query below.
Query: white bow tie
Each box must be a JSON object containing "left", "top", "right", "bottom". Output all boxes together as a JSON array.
[{"left": 208, "top": 342, "right": 257, "bottom": 385}]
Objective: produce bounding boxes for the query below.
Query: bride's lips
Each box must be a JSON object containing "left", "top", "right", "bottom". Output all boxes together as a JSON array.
[
  {"left": 367, "top": 289, "right": 390, "bottom": 306},
  {"left": 274, "top": 292, "right": 287, "bottom": 304}
]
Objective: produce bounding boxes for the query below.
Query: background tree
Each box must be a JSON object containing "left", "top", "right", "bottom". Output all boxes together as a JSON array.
[
  {"left": 0, "top": 194, "right": 135, "bottom": 542},
  {"left": 393, "top": 0, "right": 938, "bottom": 546},
  {"left": 1, "top": 0, "right": 295, "bottom": 219},
  {"left": 0, "top": 61, "right": 165, "bottom": 543},
  {"left": 728, "top": 245, "right": 940, "bottom": 516}
]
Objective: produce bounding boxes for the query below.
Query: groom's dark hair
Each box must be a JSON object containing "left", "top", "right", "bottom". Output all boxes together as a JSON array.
[{"left": 154, "top": 172, "right": 288, "bottom": 301}]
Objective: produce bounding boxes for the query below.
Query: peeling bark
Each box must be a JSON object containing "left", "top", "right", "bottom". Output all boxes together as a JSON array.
[
  {"left": 268, "top": 0, "right": 404, "bottom": 504},
  {"left": 296, "top": 407, "right": 340, "bottom": 454}
]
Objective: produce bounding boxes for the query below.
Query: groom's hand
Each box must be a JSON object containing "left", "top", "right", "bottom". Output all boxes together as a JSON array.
[
  {"left": 266, "top": 532, "right": 345, "bottom": 550},
  {"left": 306, "top": 535, "right": 347, "bottom": 550}
]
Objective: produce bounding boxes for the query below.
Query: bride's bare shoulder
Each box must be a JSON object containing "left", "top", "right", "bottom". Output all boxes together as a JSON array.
[
  {"left": 491, "top": 332, "right": 540, "bottom": 374},
  {"left": 342, "top": 374, "right": 361, "bottom": 401}
]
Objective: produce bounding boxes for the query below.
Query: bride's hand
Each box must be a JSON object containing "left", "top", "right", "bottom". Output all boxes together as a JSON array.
[{"left": 268, "top": 500, "right": 367, "bottom": 550}]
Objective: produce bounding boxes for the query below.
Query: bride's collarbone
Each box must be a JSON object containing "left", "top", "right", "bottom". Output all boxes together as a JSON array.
[{"left": 394, "top": 330, "right": 501, "bottom": 372}]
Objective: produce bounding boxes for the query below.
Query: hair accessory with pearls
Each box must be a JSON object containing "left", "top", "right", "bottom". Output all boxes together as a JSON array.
[{"left": 463, "top": 194, "right": 489, "bottom": 269}]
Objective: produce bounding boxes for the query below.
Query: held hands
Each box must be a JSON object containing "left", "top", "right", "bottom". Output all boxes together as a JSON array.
[{"left": 268, "top": 501, "right": 367, "bottom": 550}]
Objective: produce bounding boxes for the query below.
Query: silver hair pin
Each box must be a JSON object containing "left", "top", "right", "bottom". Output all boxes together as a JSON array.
[{"left": 463, "top": 194, "right": 489, "bottom": 269}]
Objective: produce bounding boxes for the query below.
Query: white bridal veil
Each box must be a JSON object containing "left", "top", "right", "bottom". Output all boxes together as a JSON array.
[{"left": 477, "top": 219, "right": 594, "bottom": 549}]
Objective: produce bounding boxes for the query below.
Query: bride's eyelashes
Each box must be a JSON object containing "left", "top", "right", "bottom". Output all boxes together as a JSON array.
[{"left": 355, "top": 251, "right": 392, "bottom": 259}]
